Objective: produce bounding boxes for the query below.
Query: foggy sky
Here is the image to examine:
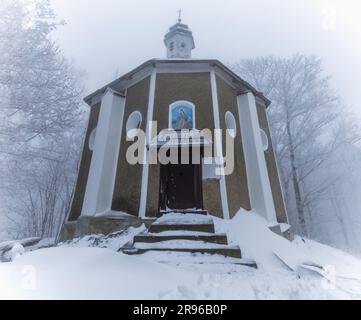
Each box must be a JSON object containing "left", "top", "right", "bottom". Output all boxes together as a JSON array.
[{"left": 51, "top": 0, "right": 361, "bottom": 113}]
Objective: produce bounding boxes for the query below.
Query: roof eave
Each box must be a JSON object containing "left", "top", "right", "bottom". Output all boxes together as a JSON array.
[
  {"left": 83, "top": 59, "right": 157, "bottom": 106},
  {"left": 83, "top": 59, "right": 271, "bottom": 108}
]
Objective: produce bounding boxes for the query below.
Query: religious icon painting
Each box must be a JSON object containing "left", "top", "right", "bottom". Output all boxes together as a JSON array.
[{"left": 170, "top": 101, "right": 195, "bottom": 130}]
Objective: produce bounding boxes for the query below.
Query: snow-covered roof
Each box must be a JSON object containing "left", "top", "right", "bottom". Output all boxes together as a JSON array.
[{"left": 83, "top": 59, "right": 271, "bottom": 107}]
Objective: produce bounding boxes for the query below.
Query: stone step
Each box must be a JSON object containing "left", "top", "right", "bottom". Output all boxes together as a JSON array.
[
  {"left": 134, "top": 233, "right": 228, "bottom": 245},
  {"left": 122, "top": 246, "right": 241, "bottom": 259},
  {"left": 160, "top": 210, "right": 208, "bottom": 216},
  {"left": 148, "top": 223, "right": 215, "bottom": 234}
]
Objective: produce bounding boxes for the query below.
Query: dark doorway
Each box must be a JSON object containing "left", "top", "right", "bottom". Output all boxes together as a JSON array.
[{"left": 159, "top": 163, "right": 203, "bottom": 212}]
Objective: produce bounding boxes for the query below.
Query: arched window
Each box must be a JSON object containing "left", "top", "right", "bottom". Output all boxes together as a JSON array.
[
  {"left": 89, "top": 128, "right": 97, "bottom": 151},
  {"left": 260, "top": 129, "right": 269, "bottom": 151},
  {"left": 225, "top": 111, "right": 237, "bottom": 138},
  {"left": 126, "top": 111, "right": 142, "bottom": 139},
  {"left": 169, "top": 101, "right": 195, "bottom": 130}
]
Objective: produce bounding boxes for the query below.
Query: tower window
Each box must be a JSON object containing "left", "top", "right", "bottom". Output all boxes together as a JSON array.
[{"left": 169, "top": 42, "right": 174, "bottom": 51}]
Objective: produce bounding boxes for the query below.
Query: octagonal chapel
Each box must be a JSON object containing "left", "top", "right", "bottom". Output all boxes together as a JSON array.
[{"left": 60, "top": 19, "right": 289, "bottom": 241}]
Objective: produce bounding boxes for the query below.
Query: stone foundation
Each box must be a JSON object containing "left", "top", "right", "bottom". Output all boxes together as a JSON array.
[
  {"left": 58, "top": 216, "right": 156, "bottom": 243},
  {"left": 269, "top": 224, "right": 294, "bottom": 241},
  {"left": 58, "top": 216, "right": 293, "bottom": 244}
]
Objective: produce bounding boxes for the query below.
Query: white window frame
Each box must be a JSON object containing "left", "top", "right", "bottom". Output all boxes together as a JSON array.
[
  {"left": 225, "top": 111, "right": 237, "bottom": 138},
  {"left": 260, "top": 129, "right": 269, "bottom": 151},
  {"left": 126, "top": 110, "right": 142, "bottom": 139},
  {"left": 88, "top": 128, "right": 97, "bottom": 151}
]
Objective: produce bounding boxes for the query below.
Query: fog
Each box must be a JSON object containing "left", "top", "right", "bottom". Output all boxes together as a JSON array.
[
  {"left": 51, "top": 0, "right": 361, "bottom": 113},
  {"left": 1, "top": 0, "right": 361, "bottom": 251}
]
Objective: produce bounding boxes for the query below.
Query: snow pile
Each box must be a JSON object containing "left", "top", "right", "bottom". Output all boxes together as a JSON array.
[
  {"left": 1, "top": 244, "right": 359, "bottom": 300},
  {"left": 0, "top": 247, "right": 198, "bottom": 300},
  {"left": 214, "top": 209, "right": 361, "bottom": 282},
  {"left": 293, "top": 237, "right": 361, "bottom": 281},
  {"left": 1, "top": 210, "right": 361, "bottom": 299},
  {"left": 154, "top": 212, "right": 213, "bottom": 225},
  {"left": 60, "top": 225, "right": 146, "bottom": 251},
  {"left": 214, "top": 209, "right": 314, "bottom": 271},
  {"left": 0, "top": 237, "right": 45, "bottom": 262},
  {"left": 7, "top": 244, "right": 25, "bottom": 261}
]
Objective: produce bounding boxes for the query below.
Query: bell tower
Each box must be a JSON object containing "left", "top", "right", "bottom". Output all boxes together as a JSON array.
[{"left": 164, "top": 11, "right": 195, "bottom": 59}]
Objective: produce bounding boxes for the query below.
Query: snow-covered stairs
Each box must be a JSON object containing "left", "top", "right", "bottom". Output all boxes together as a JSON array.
[
  {"left": 147, "top": 221, "right": 215, "bottom": 234},
  {"left": 121, "top": 212, "right": 257, "bottom": 268},
  {"left": 134, "top": 233, "right": 228, "bottom": 245}
]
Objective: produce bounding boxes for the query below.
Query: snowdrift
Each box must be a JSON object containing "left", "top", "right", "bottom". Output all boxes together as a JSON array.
[{"left": 1, "top": 209, "right": 361, "bottom": 299}]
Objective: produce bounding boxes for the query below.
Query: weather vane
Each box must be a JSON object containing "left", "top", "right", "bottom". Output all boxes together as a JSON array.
[{"left": 177, "top": 9, "right": 182, "bottom": 23}]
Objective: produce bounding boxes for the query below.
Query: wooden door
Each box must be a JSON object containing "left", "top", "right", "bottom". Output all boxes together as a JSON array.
[{"left": 159, "top": 163, "right": 203, "bottom": 212}]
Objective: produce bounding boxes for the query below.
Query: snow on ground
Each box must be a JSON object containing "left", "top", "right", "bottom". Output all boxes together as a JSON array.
[
  {"left": 213, "top": 211, "right": 319, "bottom": 271},
  {"left": 214, "top": 210, "right": 361, "bottom": 280},
  {"left": 0, "top": 247, "right": 198, "bottom": 300},
  {"left": 1, "top": 210, "right": 361, "bottom": 300},
  {"left": 60, "top": 225, "right": 146, "bottom": 251}
]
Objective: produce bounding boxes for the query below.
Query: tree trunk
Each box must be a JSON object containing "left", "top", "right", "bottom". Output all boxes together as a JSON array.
[
  {"left": 331, "top": 185, "right": 351, "bottom": 249},
  {"left": 286, "top": 113, "right": 307, "bottom": 235}
]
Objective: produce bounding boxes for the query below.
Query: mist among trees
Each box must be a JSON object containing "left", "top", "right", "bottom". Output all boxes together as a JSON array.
[
  {"left": 1, "top": 0, "right": 361, "bottom": 255},
  {"left": 0, "top": 0, "right": 85, "bottom": 239},
  {"left": 233, "top": 56, "right": 361, "bottom": 253}
]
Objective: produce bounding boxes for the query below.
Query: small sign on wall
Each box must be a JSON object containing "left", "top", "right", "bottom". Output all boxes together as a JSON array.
[{"left": 202, "top": 157, "right": 221, "bottom": 181}]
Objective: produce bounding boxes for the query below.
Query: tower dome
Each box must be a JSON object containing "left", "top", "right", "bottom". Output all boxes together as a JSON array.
[{"left": 164, "top": 15, "right": 195, "bottom": 59}]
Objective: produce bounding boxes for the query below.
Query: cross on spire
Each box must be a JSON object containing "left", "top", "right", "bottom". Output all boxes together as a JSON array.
[{"left": 164, "top": 12, "right": 195, "bottom": 59}]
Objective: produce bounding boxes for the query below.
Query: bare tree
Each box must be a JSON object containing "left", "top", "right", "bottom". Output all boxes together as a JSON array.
[
  {"left": 0, "top": 0, "right": 86, "bottom": 240},
  {"left": 4, "top": 130, "right": 83, "bottom": 239},
  {"left": 0, "top": 0, "right": 83, "bottom": 151},
  {"left": 232, "top": 55, "right": 351, "bottom": 236}
]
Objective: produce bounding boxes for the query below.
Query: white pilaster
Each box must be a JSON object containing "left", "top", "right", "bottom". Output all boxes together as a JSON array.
[
  {"left": 81, "top": 89, "right": 126, "bottom": 217},
  {"left": 237, "top": 92, "right": 277, "bottom": 223},
  {"left": 210, "top": 69, "right": 230, "bottom": 220},
  {"left": 139, "top": 70, "right": 157, "bottom": 217}
]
